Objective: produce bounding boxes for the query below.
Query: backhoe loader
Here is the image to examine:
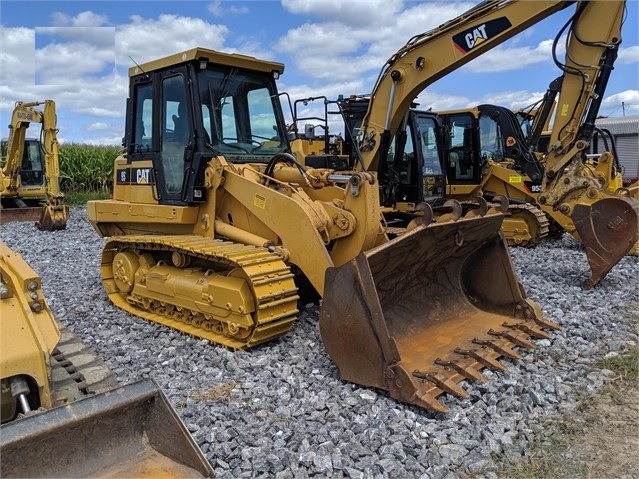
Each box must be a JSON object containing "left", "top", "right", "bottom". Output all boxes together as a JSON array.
[
  {"left": 0, "top": 240, "right": 214, "bottom": 477},
  {"left": 291, "top": 0, "right": 638, "bottom": 289},
  {"left": 0, "top": 100, "right": 68, "bottom": 230}
]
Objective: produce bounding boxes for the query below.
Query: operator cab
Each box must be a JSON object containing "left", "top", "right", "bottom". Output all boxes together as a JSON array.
[
  {"left": 124, "top": 48, "right": 290, "bottom": 205},
  {"left": 0, "top": 138, "right": 45, "bottom": 187}
]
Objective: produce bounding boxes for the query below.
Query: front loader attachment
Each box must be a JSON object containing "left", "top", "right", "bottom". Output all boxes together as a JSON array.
[
  {"left": 0, "top": 379, "right": 214, "bottom": 478},
  {"left": 571, "top": 195, "right": 639, "bottom": 289},
  {"left": 320, "top": 209, "right": 559, "bottom": 414}
]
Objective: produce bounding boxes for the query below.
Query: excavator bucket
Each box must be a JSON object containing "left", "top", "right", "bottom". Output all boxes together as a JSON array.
[
  {"left": 0, "top": 379, "right": 214, "bottom": 478},
  {"left": 36, "top": 203, "right": 69, "bottom": 231},
  {"left": 320, "top": 206, "right": 559, "bottom": 414},
  {"left": 571, "top": 195, "right": 639, "bottom": 289}
]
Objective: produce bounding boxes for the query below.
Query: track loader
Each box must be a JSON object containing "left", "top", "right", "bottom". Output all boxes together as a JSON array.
[
  {"left": 292, "top": 0, "right": 638, "bottom": 289},
  {"left": 86, "top": 44, "right": 562, "bottom": 414},
  {"left": 0, "top": 100, "right": 68, "bottom": 230},
  {"left": 0, "top": 240, "right": 214, "bottom": 477}
]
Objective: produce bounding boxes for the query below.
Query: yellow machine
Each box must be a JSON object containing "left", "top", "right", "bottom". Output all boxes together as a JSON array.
[
  {"left": 86, "top": 0, "right": 639, "bottom": 413},
  {"left": 86, "top": 45, "right": 563, "bottom": 414},
  {"left": 0, "top": 240, "right": 214, "bottom": 477},
  {"left": 292, "top": 0, "right": 637, "bottom": 289},
  {"left": 0, "top": 100, "right": 68, "bottom": 230},
  {"left": 437, "top": 104, "right": 630, "bottom": 244}
]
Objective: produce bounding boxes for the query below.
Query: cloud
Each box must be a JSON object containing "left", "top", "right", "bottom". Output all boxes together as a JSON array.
[
  {"left": 208, "top": 1, "right": 248, "bottom": 17},
  {"left": 116, "top": 14, "right": 230, "bottom": 66},
  {"left": 36, "top": 26, "right": 116, "bottom": 49},
  {"left": 87, "top": 122, "right": 109, "bottom": 131},
  {"left": 281, "top": 0, "right": 404, "bottom": 27},
  {"left": 51, "top": 11, "right": 109, "bottom": 28},
  {"left": 618, "top": 45, "right": 639, "bottom": 64}
]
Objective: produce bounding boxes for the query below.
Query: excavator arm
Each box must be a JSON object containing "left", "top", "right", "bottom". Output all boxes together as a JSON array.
[
  {"left": 0, "top": 100, "right": 68, "bottom": 230},
  {"left": 358, "top": 0, "right": 574, "bottom": 170},
  {"left": 357, "top": 0, "right": 636, "bottom": 288},
  {"left": 533, "top": 1, "right": 638, "bottom": 287}
]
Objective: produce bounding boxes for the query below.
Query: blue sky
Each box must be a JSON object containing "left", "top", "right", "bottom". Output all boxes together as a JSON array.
[{"left": 1, "top": 0, "right": 637, "bottom": 145}]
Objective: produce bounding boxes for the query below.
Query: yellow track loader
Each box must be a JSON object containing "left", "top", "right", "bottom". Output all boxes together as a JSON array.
[
  {"left": 86, "top": 43, "right": 561, "bottom": 414},
  {"left": 1, "top": 100, "right": 68, "bottom": 230},
  {"left": 87, "top": 0, "right": 638, "bottom": 412},
  {"left": 0, "top": 240, "right": 214, "bottom": 477}
]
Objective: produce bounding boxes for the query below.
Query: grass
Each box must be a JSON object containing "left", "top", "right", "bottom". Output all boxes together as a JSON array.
[
  {"left": 498, "top": 346, "right": 639, "bottom": 479},
  {"left": 64, "top": 191, "right": 110, "bottom": 206}
]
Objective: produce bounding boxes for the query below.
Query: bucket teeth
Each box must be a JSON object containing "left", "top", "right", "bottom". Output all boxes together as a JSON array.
[
  {"left": 417, "top": 392, "right": 449, "bottom": 414},
  {"left": 454, "top": 347, "right": 507, "bottom": 371},
  {"left": 435, "top": 358, "right": 489, "bottom": 382},
  {"left": 472, "top": 338, "right": 522, "bottom": 360},
  {"left": 503, "top": 321, "right": 553, "bottom": 340},
  {"left": 488, "top": 328, "right": 536, "bottom": 349},
  {"left": 533, "top": 316, "right": 562, "bottom": 331},
  {"left": 413, "top": 370, "right": 469, "bottom": 399}
]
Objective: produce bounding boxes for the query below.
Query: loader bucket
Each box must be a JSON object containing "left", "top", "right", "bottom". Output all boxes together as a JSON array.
[
  {"left": 572, "top": 195, "right": 639, "bottom": 289},
  {"left": 320, "top": 211, "right": 559, "bottom": 414},
  {"left": 0, "top": 379, "right": 214, "bottom": 478}
]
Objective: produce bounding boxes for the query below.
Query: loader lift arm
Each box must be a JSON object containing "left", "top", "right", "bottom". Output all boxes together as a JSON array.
[
  {"left": 0, "top": 100, "right": 68, "bottom": 230},
  {"left": 356, "top": 0, "right": 637, "bottom": 288}
]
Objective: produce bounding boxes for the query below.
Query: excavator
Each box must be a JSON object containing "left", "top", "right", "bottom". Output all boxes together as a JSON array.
[
  {"left": 0, "top": 240, "right": 214, "bottom": 477},
  {"left": 86, "top": 0, "right": 635, "bottom": 413},
  {"left": 436, "top": 102, "right": 635, "bottom": 247},
  {"left": 0, "top": 100, "right": 69, "bottom": 230},
  {"left": 292, "top": 0, "right": 638, "bottom": 289}
]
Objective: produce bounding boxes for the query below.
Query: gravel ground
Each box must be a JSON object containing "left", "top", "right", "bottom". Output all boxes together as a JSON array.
[{"left": 1, "top": 206, "right": 637, "bottom": 479}]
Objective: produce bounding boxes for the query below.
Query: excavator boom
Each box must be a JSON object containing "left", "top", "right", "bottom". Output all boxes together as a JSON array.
[{"left": 355, "top": 0, "right": 636, "bottom": 288}]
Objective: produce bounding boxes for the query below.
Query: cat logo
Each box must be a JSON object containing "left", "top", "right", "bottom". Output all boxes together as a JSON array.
[
  {"left": 136, "top": 168, "right": 151, "bottom": 184},
  {"left": 452, "top": 17, "right": 512, "bottom": 54},
  {"left": 465, "top": 24, "right": 489, "bottom": 49}
]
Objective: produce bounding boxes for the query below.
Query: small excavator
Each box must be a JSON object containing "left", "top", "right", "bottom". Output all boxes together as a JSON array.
[{"left": 1, "top": 100, "right": 68, "bottom": 230}]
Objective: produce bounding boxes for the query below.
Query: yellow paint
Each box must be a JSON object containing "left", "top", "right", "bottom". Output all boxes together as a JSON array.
[{"left": 508, "top": 175, "right": 523, "bottom": 183}]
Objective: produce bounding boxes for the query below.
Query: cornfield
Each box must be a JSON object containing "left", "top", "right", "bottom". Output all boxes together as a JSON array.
[{"left": 59, "top": 143, "right": 121, "bottom": 193}]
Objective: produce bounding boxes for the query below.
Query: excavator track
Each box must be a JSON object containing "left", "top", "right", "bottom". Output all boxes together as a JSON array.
[
  {"left": 49, "top": 324, "right": 120, "bottom": 408},
  {"left": 101, "top": 235, "right": 300, "bottom": 349},
  {"left": 504, "top": 204, "right": 549, "bottom": 247}
]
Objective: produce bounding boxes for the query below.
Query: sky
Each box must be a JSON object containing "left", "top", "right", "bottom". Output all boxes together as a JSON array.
[{"left": 1, "top": 0, "right": 638, "bottom": 145}]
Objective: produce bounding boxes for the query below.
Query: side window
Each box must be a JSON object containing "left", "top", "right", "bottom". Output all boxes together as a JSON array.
[
  {"left": 447, "top": 114, "right": 475, "bottom": 181},
  {"left": 478, "top": 115, "right": 503, "bottom": 161},
  {"left": 221, "top": 96, "right": 237, "bottom": 140},
  {"left": 400, "top": 124, "right": 415, "bottom": 185},
  {"left": 161, "top": 75, "right": 187, "bottom": 194},
  {"left": 247, "top": 88, "right": 280, "bottom": 144},
  {"left": 134, "top": 83, "right": 153, "bottom": 149}
]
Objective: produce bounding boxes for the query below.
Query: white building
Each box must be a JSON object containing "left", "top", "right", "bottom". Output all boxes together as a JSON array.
[{"left": 591, "top": 115, "right": 639, "bottom": 185}]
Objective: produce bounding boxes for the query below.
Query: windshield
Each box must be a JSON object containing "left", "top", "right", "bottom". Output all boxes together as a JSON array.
[{"left": 197, "top": 66, "right": 287, "bottom": 162}]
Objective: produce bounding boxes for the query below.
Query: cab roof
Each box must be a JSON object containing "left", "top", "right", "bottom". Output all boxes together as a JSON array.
[{"left": 128, "top": 47, "right": 285, "bottom": 77}]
